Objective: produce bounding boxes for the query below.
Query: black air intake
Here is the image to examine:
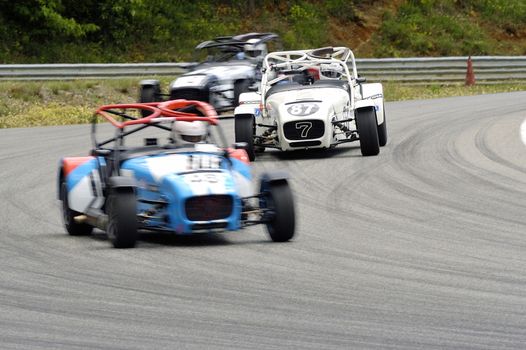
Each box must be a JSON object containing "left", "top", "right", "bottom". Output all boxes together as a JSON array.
[
  {"left": 283, "top": 120, "right": 324, "bottom": 140},
  {"left": 185, "top": 195, "right": 233, "bottom": 221},
  {"left": 170, "top": 87, "right": 209, "bottom": 102}
]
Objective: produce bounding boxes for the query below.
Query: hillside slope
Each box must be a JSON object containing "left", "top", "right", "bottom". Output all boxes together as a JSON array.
[{"left": 0, "top": 1, "right": 525, "bottom": 63}]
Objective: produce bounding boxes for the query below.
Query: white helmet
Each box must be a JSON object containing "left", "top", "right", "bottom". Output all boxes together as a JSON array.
[
  {"left": 320, "top": 62, "right": 343, "bottom": 80},
  {"left": 174, "top": 121, "right": 207, "bottom": 143},
  {"left": 244, "top": 39, "right": 267, "bottom": 59}
]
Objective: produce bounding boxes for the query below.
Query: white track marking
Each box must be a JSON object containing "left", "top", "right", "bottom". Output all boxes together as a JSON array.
[{"left": 522, "top": 119, "right": 526, "bottom": 146}]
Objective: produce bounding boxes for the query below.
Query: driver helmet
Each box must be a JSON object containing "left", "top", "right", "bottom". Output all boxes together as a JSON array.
[
  {"left": 244, "top": 39, "right": 267, "bottom": 59},
  {"left": 173, "top": 121, "right": 207, "bottom": 143},
  {"left": 320, "top": 62, "right": 344, "bottom": 80}
]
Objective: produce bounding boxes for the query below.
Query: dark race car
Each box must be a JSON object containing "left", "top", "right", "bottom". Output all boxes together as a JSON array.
[{"left": 139, "top": 33, "right": 281, "bottom": 113}]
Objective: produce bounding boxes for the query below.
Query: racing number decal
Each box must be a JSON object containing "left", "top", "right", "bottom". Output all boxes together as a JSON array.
[
  {"left": 287, "top": 103, "right": 319, "bottom": 116},
  {"left": 186, "top": 172, "right": 219, "bottom": 183},
  {"left": 295, "top": 122, "right": 313, "bottom": 138},
  {"left": 187, "top": 154, "right": 221, "bottom": 170}
]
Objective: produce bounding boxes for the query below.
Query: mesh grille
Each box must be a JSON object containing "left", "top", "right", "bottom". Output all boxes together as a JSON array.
[
  {"left": 185, "top": 195, "right": 233, "bottom": 221},
  {"left": 283, "top": 120, "right": 324, "bottom": 140},
  {"left": 170, "top": 88, "right": 209, "bottom": 102}
]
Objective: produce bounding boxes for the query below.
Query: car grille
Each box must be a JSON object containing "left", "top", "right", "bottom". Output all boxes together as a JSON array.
[
  {"left": 185, "top": 195, "right": 233, "bottom": 221},
  {"left": 283, "top": 120, "right": 324, "bottom": 140},
  {"left": 170, "top": 88, "right": 209, "bottom": 102}
]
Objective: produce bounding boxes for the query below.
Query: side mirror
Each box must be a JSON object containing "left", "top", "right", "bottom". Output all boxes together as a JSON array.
[
  {"left": 356, "top": 76, "right": 367, "bottom": 83},
  {"left": 91, "top": 148, "right": 111, "bottom": 156},
  {"left": 144, "top": 138, "right": 158, "bottom": 146},
  {"left": 233, "top": 142, "right": 248, "bottom": 150}
]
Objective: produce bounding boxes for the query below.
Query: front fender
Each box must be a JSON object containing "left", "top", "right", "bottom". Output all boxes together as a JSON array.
[
  {"left": 235, "top": 92, "right": 261, "bottom": 116},
  {"left": 259, "top": 170, "right": 289, "bottom": 193},
  {"left": 234, "top": 104, "right": 260, "bottom": 117},
  {"left": 357, "top": 83, "right": 384, "bottom": 125},
  {"left": 108, "top": 176, "right": 136, "bottom": 192}
]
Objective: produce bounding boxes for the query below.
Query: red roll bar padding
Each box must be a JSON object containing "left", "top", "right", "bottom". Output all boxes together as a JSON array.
[
  {"left": 157, "top": 99, "right": 218, "bottom": 119},
  {"left": 149, "top": 116, "right": 219, "bottom": 125},
  {"left": 138, "top": 101, "right": 196, "bottom": 118},
  {"left": 94, "top": 100, "right": 218, "bottom": 128},
  {"left": 95, "top": 103, "right": 161, "bottom": 128}
]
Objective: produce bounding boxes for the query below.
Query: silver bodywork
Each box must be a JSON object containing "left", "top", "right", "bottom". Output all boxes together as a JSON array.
[{"left": 171, "top": 62, "right": 257, "bottom": 110}]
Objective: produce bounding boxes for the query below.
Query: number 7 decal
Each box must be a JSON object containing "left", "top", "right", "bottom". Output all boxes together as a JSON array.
[{"left": 295, "top": 121, "right": 313, "bottom": 138}]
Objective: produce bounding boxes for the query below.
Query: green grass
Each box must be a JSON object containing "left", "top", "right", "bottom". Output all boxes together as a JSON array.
[
  {"left": 383, "top": 82, "right": 526, "bottom": 101},
  {"left": 0, "top": 79, "right": 525, "bottom": 128}
]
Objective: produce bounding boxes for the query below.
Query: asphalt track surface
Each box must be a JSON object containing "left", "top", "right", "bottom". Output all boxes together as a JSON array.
[{"left": 1, "top": 92, "right": 525, "bottom": 349}]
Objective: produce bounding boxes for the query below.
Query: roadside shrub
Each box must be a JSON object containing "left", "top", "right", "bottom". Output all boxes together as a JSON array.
[
  {"left": 468, "top": 0, "right": 526, "bottom": 33},
  {"left": 283, "top": 2, "right": 328, "bottom": 49},
  {"left": 374, "top": 1, "right": 490, "bottom": 57}
]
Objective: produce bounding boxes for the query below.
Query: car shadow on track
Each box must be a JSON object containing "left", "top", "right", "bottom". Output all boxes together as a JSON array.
[
  {"left": 139, "top": 231, "right": 231, "bottom": 247},
  {"left": 254, "top": 144, "right": 362, "bottom": 162},
  {"left": 83, "top": 229, "right": 270, "bottom": 248}
]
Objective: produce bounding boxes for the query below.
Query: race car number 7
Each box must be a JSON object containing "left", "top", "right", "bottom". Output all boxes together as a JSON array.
[{"left": 295, "top": 121, "right": 312, "bottom": 138}]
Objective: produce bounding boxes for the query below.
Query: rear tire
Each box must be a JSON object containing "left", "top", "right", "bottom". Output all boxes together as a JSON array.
[
  {"left": 106, "top": 190, "right": 138, "bottom": 249},
  {"left": 235, "top": 115, "right": 256, "bottom": 161},
  {"left": 60, "top": 182, "right": 93, "bottom": 236},
  {"left": 377, "top": 103, "right": 388, "bottom": 147},
  {"left": 139, "top": 84, "right": 160, "bottom": 117},
  {"left": 264, "top": 181, "right": 295, "bottom": 242},
  {"left": 355, "top": 107, "right": 380, "bottom": 156}
]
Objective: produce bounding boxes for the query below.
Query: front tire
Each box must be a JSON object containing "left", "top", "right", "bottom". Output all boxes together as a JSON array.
[
  {"left": 139, "top": 84, "right": 160, "bottom": 117},
  {"left": 355, "top": 107, "right": 380, "bottom": 156},
  {"left": 60, "top": 182, "right": 93, "bottom": 236},
  {"left": 235, "top": 115, "right": 256, "bottom": 161},
  {"left": 263, "top": 181, "right": 295, "bottom": 242},
  {"left": 106, "top": 190, "right": 138, "bottom": 248}
]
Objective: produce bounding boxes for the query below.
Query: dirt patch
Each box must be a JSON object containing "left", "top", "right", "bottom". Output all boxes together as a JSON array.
[{"left": 327, "top": 0, "right": 404, "bottom": 57}]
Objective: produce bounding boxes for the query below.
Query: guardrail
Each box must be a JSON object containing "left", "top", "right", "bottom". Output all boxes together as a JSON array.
[
  {"left": 357, "top": 56, "right": 526, "bottom": 84},
  {"left": 0, "top": 63, "right": 191, "bottom": 81},
  {"left": 1, "top": 57, "right": 525, "bottom": 84}
]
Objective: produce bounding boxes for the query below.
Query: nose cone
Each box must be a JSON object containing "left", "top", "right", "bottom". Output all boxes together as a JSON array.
[{"left": 159, "top": 170, "right": 241, "bottom": 233}]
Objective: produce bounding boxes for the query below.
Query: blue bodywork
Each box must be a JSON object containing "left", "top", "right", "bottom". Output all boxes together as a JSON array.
[
  {"left": 120, "top": 150, "right": 251, "bottom": 234},
  {"left": 61, "top": 149, "right": 252, "bottom": 235}
]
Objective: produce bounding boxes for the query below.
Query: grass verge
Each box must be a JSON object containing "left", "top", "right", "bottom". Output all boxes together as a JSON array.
[{"left": 0, "top": 78, "right": 525, "bottom": 128}]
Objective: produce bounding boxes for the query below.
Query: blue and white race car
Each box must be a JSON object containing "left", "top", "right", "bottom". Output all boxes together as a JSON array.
[{"left": 58, "top": 100, "right": 295, "bottom": 248}]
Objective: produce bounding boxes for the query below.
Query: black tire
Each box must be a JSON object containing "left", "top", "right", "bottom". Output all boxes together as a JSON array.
[
  {"left": 234, "top": 79, "right": 250, "bottom": 107},
  {"left": 264, "top": 181, "right": 295, "bottom": 242},
  {"left": 106, "top": 190, "right": 138, "bottom": 249},
  {"left": 139, "top": 84, "right": 160, "bottom": 117},
  {"left": 377, "top": 103, "right": 388, "bottom": 147},
  {"left": 235, "top": 115, "right": 256, "bottom": 161},
  {"left": 60, "top": 182, "right": 93, "bottom": 236},
  {"left": 355, "top": 107, "right": 380, "bottom": 156}
]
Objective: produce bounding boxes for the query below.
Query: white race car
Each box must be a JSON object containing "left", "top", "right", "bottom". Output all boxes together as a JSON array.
[{"left": 233, "top": 46, "right": 387, "bottom": 160}]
